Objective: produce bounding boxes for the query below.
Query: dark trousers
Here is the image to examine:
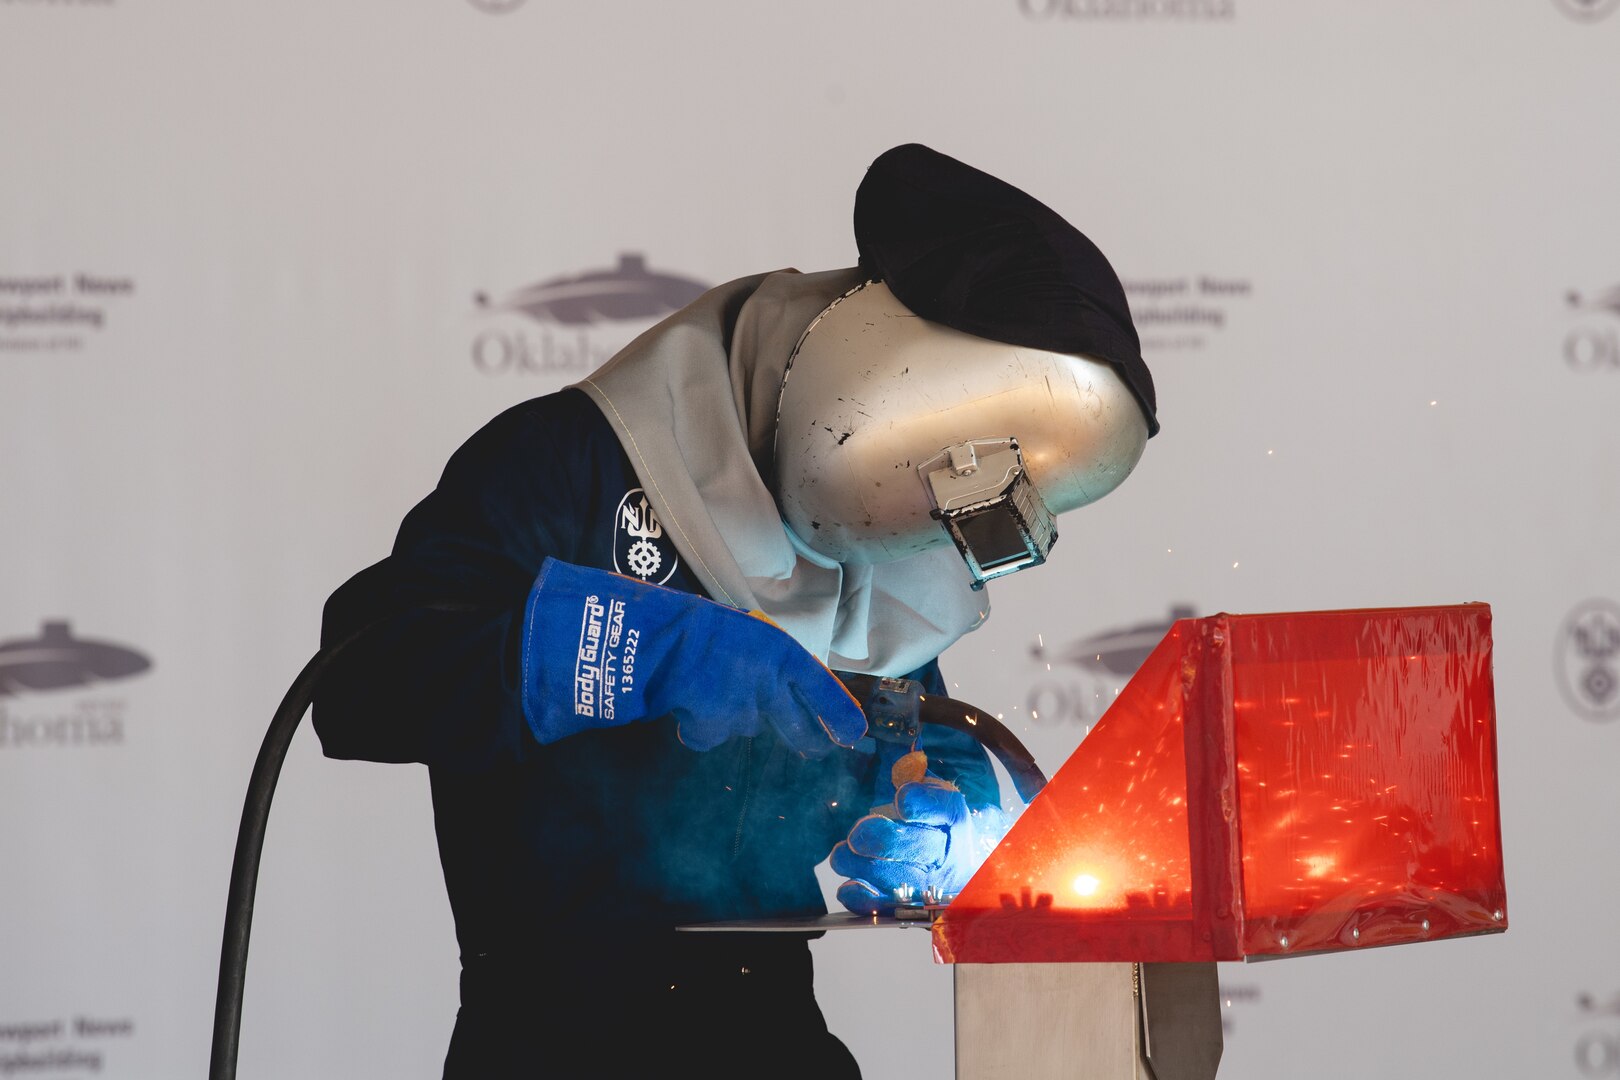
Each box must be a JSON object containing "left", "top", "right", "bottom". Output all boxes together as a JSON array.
[{"left": 445, "top": 933, "right": 862, "bottom": 1079}]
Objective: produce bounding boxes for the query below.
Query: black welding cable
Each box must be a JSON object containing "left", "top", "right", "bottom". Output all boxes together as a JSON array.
[
  {"left": 913, "top": 695, "right": 1049, "bottom": 802},
  {"left": 208, "top": 605, "right": 483, "bottom": 1080},
  {"left": 208, "top": 642, "right": 327, "bottom": 1080}
]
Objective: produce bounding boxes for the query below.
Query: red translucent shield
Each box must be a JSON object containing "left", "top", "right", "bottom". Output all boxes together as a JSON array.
[{"left": 934, "top": 604, "right": 1506, "bottom": 963}]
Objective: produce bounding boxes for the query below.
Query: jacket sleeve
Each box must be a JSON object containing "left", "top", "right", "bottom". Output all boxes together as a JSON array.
[{"left": 311, "top": 396, "right": 593, "bottom": 772}]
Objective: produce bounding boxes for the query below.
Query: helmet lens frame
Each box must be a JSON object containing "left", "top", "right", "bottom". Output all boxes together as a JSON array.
[{"left": 923, "top": 439, "right": 1059, "bottom": 590}]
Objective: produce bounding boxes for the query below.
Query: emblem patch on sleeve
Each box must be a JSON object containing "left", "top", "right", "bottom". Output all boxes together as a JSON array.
[{"left": 612, "top": 488, "right": 680, "bottom": 584}]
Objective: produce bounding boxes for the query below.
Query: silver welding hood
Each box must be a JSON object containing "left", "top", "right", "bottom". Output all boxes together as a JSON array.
[{"left": 773, "top": 281, "right": 1148, "bottom": 587}]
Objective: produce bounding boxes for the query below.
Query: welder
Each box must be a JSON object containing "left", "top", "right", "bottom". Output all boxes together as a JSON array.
[{"left": 312, "top": 143, "right": 1158, "bottom": 1079}]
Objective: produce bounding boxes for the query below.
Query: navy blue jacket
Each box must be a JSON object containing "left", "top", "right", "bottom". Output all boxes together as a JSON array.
[{"left": 313, "top": 389, "right": 998, "bottom": 974}]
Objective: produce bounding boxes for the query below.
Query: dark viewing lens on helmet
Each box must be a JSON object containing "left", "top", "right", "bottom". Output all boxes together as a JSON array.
[{"left": 956, "top": 507, "right": 1032, "bottom": 571}]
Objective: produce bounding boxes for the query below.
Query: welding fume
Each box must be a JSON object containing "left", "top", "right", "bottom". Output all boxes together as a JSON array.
[{"left": 310, "top": 143, "right": 1157, "bottom": 1078}]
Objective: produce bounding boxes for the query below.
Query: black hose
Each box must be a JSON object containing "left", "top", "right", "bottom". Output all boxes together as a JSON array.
[
  {"left": 911, "top": 696, "right": 1048, "bottom": 803},
  {"left": 208, "top": 615, "right": 398, "bottom": 1080},
  {"left": 208, "top": 604, "right": 486, "bottom": 1080}
]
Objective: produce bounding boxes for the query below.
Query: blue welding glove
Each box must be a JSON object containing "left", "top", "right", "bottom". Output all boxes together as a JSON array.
[
  {"left": 831, "top": 751, "right": 1011, "bottom": 915},
  {"left": 521, "top": 557, "right": 866, "bottom": 756}
]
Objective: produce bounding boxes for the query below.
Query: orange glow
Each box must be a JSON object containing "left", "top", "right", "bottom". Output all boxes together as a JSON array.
[
  {"left": 934, "top": 604, "right": 1506, "bottom": 965},
  {"left": 1302, "top": 854, "right": 1337, "bottom": 879}
]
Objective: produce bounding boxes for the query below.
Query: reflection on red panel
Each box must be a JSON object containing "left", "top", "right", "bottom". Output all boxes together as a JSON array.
[{"left": 934, "top": 604, "right": 1506, "bottom": 965}]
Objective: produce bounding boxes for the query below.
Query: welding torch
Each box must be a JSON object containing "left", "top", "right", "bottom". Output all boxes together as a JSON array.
[{"left": 837, "top": 673, "right": 1048, "bottom": 803}]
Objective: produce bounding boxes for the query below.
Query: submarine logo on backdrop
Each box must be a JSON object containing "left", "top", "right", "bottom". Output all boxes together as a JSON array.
[
  {"left": 1024, "top": 605, "right": 1197, "bottom": 730},
  {"left": 613, "top": 488, "right": 680, "bottom": 585},
  {"left": 1553, "top": 0, "right": 1620, "bottom": 22},
  {"left": 470, "top": 253, "right": 709, "bottom": 378},
  {"left": 0, "top": 621, "right": 151, "bottom": 748},
  {"left": 1565, "top": 285, "right": 1620, "bottom": 371},
  {"left": 1557, "top": 599, "right": 1620, "bottom": 722}
]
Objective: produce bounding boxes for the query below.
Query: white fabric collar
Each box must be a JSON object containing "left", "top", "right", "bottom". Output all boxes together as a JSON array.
[{"left": 574, "top": 267, "right": 987, "bottom": 675}]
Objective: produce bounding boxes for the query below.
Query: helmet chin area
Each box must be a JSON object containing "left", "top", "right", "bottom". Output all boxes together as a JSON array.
[{"left": 921, "top": 439, "right": 1057, "bottom": 590}]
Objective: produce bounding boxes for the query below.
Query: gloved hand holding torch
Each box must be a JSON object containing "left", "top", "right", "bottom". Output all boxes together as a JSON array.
[{"left": 831, "top": 750, "right": 1010, "bottom": 915}]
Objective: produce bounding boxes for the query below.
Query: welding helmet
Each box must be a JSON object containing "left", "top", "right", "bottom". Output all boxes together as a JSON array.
[
  {"left": 773, "top": 280, "right": 1148, "bottom": 588},
  {"left": 778, "top": 142, "right": 1160, "bottom": 589}
]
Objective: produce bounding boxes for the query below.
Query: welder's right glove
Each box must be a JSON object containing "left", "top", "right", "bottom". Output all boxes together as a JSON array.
[
  {"left": 831, "top": 751, "right": 1010, "bottom": 915},
  {"left": 520, "top": 557, "right": 866, "bottom": 757}
]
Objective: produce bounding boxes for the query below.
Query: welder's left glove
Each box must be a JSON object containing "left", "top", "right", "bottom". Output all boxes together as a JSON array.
[
  {"left": 830, "top": 751, "right": 1010, "bottom": 916},
  {"left": 521, "top": 558, "right": 866, "bottom": 757}
]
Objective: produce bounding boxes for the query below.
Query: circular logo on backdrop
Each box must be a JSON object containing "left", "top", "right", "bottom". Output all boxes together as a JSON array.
[
  {"left": 1565, "top": 286, "right": 1620, "bottom": 371},
  {"left": 1557, "top": 599, "right": 1620, "bottom": 721},
  {"left": 1553, "top": 0, "right": 1620, "bottom": 21},
  {"left": 612, "top": 488, "right": 680, "bottom": 585}
]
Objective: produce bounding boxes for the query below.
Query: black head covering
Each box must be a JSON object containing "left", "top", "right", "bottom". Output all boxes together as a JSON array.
[{"left": 854, "top": 143, "right": 1159, "bottom": 437}]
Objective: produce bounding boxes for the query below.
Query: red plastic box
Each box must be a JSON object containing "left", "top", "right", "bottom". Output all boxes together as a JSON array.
[{"left": 934, "top": 604, "right": 1506, "bottom": 964}]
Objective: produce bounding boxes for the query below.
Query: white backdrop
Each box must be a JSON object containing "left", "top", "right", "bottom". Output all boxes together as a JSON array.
[{"left": 3, "top": 1, "right": 1618, "bottom": 1077}]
